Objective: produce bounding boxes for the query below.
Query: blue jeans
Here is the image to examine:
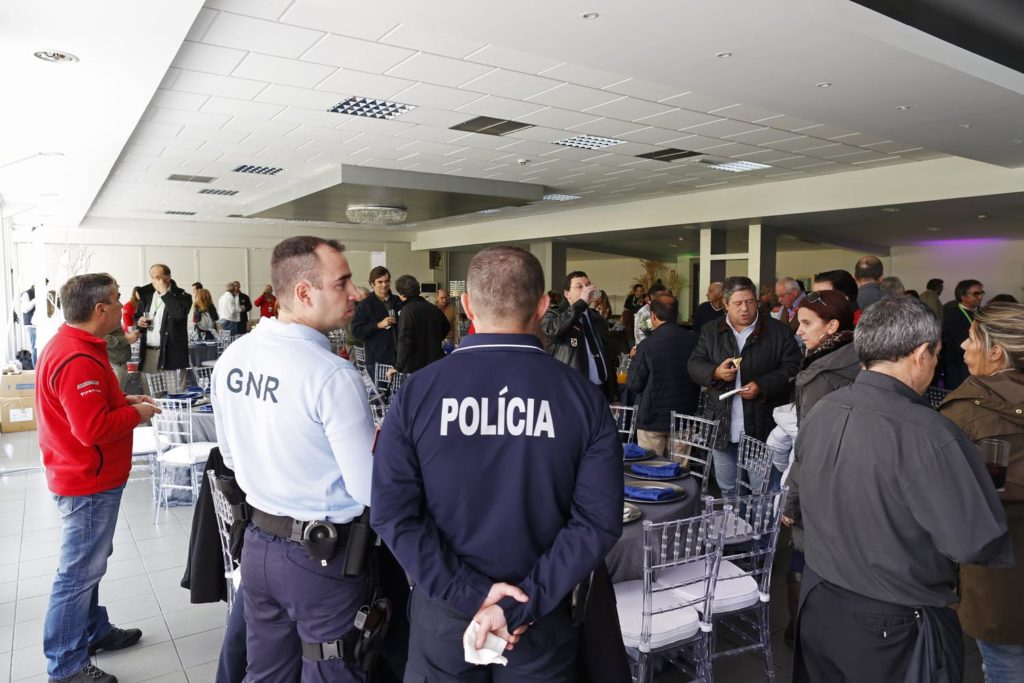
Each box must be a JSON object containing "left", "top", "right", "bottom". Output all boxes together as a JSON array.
[
  {"left": 222, "top": 320, "right": 239, "bottom": 337},
  {"left": 978, "top": 641, "right": 1024, "bottom": 683},
  {"left": 43, "top": 485, "right": 124, "bottom": 679},
  {"left": 712, "top": 443, "right": 739, "bottom": 497}
]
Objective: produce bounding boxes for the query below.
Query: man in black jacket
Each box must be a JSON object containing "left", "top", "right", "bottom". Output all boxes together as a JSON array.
[
  {"left": 135, "top": 264, "right": 192, "bottom": 393},
  {"left": 627, "top": 294, "right": 700, "bottom": 455},
  {"left": 350, "top": 266, "right": 401, "bottom": 378},
  {"left": 234, "top": 281, "right": 253, "bottom": 334},
  {"left": 687, "top": 276, "right": 801, "bottom": 496},
  {"left": 541, "top": 271, "right": 618, "bottom": 402},
  {"left": 393, "top": 274, "right": 450, "bottom": 374},
  {"left": 939, "top": 278, "right": 983, "bottom": 390}
]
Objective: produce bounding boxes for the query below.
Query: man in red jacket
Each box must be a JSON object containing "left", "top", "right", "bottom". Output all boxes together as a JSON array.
[{"left": 36, "top": 273, "right": 160, "bottom": 683}]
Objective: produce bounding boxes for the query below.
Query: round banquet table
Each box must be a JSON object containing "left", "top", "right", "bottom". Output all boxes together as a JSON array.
[
  {"left": 605, "top": 472, "right": 701, "bottom": 583},
  {"left": 191, "top": 408, "right": 217, "bottom": 443},
  {"left": 188, "top": 342, "right": 219, "bottom": 367}
]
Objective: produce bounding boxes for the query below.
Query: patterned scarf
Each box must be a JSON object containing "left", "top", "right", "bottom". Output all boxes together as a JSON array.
[{"left": 800, "top": 330, "right": 855, "bottom": 371}]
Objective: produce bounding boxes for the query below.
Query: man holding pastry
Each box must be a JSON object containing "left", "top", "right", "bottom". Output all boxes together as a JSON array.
[{"left": 688, "top": 276, "right": 801, "bottom": 496}]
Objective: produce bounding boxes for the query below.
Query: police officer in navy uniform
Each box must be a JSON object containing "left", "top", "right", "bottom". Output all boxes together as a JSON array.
[
  {"left": 372, "top": 246, "right": 623, "bottom": 681},
  {"left": 212, "top": 236, "right": 374, "bottom": 682}
]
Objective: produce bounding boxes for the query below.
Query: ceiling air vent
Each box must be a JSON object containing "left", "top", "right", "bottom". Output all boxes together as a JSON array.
[
  {"left": 450, "top": 116, "right": 534, "bottom": 136},
  {"left": 554, "top": 134, "right": 625, "bottom": 151},
  {"left": 167, "top": 174, "right": 215, "bottom": 183},
  {"left": 165, "top": 210, "right": 196, "bottom": 216},
  {"left": 233, "top": 165, "right": 283, "bottom": 175},
  {"left": 635, "top": 148, "right": 701, "bottom": 162},
  {"left": 227, "top": 214, "right": 244, "bottom": 218},
  {"left": 328, "top": 96, "right": 415, "bottom": 120},
  {"left": 198, "top": 188, "right": 239, "bottom": 196}
]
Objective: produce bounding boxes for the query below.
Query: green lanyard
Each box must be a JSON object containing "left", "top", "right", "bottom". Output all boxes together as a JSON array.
[{"left": 958, "top": 304, "right": 973, "bottom": 325}]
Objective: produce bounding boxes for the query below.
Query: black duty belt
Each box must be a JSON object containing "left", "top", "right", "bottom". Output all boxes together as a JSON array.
[{"left": 251, "top": 507, "right": 351, "bottom": 544}]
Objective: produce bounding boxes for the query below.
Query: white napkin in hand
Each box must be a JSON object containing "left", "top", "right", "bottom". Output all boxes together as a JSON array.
[{"left": 463, "top": 621, "right": 508, "bottom": 666}]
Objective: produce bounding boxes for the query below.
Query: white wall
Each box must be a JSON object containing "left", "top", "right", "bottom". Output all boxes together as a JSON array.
[{"left": 890, "top": 238, "right": 1024, "bottom": 303}]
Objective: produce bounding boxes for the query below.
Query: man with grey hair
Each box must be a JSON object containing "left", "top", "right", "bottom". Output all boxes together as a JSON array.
[
  {"left": 774, "top": 277, "right": 805, "bottom": 334},
  {"left": 135, "top": 263, "right": 191, "bottom": 393},
  {"left": 37, "top": 274, "right": 160, "bottom": 683},
  {"left": 879, "top": 275, "right": 905, "bottom": 297},
  {"left": 688, "top": 276, "right": 801, "bottom": 496},
  {"left": 793, "top": 296, "right": 1011, "bottom": 682},
  {"left": 373, "top": 245, "right": 624, "bottom": 681}
]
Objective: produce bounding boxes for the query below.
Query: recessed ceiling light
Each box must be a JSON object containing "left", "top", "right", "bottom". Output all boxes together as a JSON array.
[
  {"left": 554, "top": 135, "right": 625, "bottom": 151},
  {"left": 881, "top": 207, "right": 900, "bottom": 212},
  {"left": 896, "top": 105, "right": 911, "bottom": 111},
  {"left": 542, "top": 193, "right": 582, "bottom": 202},
  {"left": 581, "top": 12, "right": 599, "bottom": 19},
  {"left": 328, "top": 96, "right": 415, "bottom": 120},
  {"left": 716, "top": 52, "right": 733, "bottom": 59},
  {"left": 703, "top": 160, "right": 771, "bottom": 172},
  {"left": 977, "top": 213, "right": 989, "bottom": 220},
  {"left": 959, "top": 123, "right": 971, "bottom": 129},
  {"left": 816, "top": 82, "right": 832, "bottom": 88},
  {"left": 925, "top": 226, "right": 942, "bottom": 232},
  {"left": 34, "top": 50, "right": 78, "bottom": 64}
]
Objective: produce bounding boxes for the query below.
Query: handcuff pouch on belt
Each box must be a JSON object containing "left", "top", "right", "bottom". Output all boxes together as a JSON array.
[{"left": 300, "top": 594, "right": 391, "bottom": 669}]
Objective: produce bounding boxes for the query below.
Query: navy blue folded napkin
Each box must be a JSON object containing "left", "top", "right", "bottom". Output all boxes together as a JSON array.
[
  {"left": 631, "top": 462, "right": 681, "bottom": 478},
  {"left": 624, "top": 485, "right": 675, "bottom": 501},
  {"left": 623, "top": 443, "right": 647, "bottom": 460},
  {"left": 196, "top": 405, "right": 214, "bottom": 413}
]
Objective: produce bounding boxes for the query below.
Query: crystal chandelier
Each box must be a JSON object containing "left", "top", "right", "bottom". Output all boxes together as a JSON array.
[{"left": 345, "top": 205, "right": 408, "bottom": 225}]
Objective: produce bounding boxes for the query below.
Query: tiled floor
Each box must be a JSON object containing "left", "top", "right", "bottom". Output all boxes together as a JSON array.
[{"left": 0, "top": 429, "right": 987, "bottom": 682}]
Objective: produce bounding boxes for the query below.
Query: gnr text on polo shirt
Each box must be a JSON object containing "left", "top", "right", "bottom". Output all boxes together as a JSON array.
[{"left": 440, "top": 385, "right": 555, "bottom": 438}]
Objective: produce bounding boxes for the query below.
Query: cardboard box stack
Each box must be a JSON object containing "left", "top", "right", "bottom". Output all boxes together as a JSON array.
[{"left": 1, "top": 371, "right": 37, "bottom": 433}]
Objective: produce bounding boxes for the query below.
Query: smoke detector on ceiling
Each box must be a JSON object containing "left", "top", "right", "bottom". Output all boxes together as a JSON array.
[{"left": 345, "top": 205, "right": 408, "bottom": 225}]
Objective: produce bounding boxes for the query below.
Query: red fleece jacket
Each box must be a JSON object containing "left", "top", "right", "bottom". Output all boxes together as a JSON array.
[{"left": 36, "top": 324, "right": 141, "bottom": 496}]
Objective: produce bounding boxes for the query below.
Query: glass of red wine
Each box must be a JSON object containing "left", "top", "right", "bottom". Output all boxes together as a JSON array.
[{"left": 979, "top": 438, "right": 1010, "bottom": 491}]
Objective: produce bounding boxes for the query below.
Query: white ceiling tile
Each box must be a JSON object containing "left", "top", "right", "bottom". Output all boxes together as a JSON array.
[
  {"left": 463, "top": 44, "right": 562, "bottom": 74},
  {"left": 725, "top": 128, "right": 802, "bottom": 145},
  {"left": 851, "top": 155, "right": 912, "bottom": 166},
  {"left": 171, "top": 70, "right": 269, "bottom": 100},
  {"left": 526, "top": 83, "right": 621, "bottom": 110},
  {"left": 301, "top": 34, "right": 413, "bottom": 73},
  {"left": 708, "top": 103, "right": 780, "bottom": 123},
  {"left": 185, "top": 8, "right": 218, "bottom": 42},
  {"left": 684, "top": 119, "right": 764, "bottom": 137},
  {"left": 565, "top": 118, "right": 644, "bottom": 137},
  {"left": 635, "top": 109, "right": 723, "bottom": 131},
  {"left": 280, "top": 0, "right": 398, "bottom": 41},
  {"left": 753, "top": 114, "right": 821, "bottom": 131},
  {"left": 537, "top": 62, "right": 629, "bottom": 89},
  {"left": 827, "top": 132, "right": 892, "bottom": 147},
  {"left": 256, "top": 84, "right": 341, "bottom": 110},
  {"left": 394, "top": 140, "right": 468, "bottom": 157},
  {"left": 763, "top": 136, "right": 817, "bottom": 152},
  {"left": 743, "top": 152, "right": 806, "bottom": 164},
  {"left": 789, "top": 160, "right": 840, "bottom": 170},
  {"left": 705, "top": 142, "right": 768, "bottom": 157},
  {"left": 202, "top": 12, "right": 322, "bottom": 58},
  {"left": 493, "top": 139, "right": 557, "bottom": 157},
  {"left": 197, "top": 139, "right": 266, "bottom": 158},
  {"left": 451, "top": 147, "right": 514, "bottom": 162},
  {"left": 379, "top": 24, "right": 486, "bottom": 59},
  {"left": 284, "top": 124, "right": 357, "bottom": 144},
  {"left": 656, "top": 134, "right": 724, "bottom": 151},
  {"left": 460, "top": 69, "right": 562, "bottom": 100},
  {"left": 505, "top": 126, "right": 577, "bottom": 143},
  {"left": 386, "top": 53, "right": 494, "bottom": 88},
  {"left": 617, "top": 126, "right": 685, "bottom": 145},
  {"left": 788, "top": 141, "right": 843, "bottom": 154},
  {"left": 447, "top": 132, "right": 516, "bottom": 150},
  {"left": 393, "top": 125, "right": 464, "bottom": 144},
  {"left": 519, "top": 108, "right": 601, "bottom": 130},
  {"left": 201, "top": 96, "right": 285, "bottom": 120},
  {"left": 820, "top": 148, "right": 878, "bottom": 161},
  {"left": 314, "top": 69, "right": 414, "bottom": 100},
  {"left": 583, "top": 97, "right": 677, "bottom": 122},
  {"left": 790, "top": 123, "right": 855, "bottom": 139},
  {"left": 222, "top": 116, "right": 300, "bottom": 136},
  {"left": 272, "top": 106, "right": 347, "bottom": 129},
  {"left": 602, "top": 78, "right": 686, "bottom": 103},
  {"left": 390, "top": 82, "right": 481, "bottom": 109},
  {"left": 232, "top": 53, "right": 336, "bottom": 89},
  {"left": 658, "top": 91, "right": 737, "bottom": 112},
  {"left": 206, "top": 0, "right": 293, "bottom": 20},
  {"left": 862, "top": 140, "right": 922, "bottom": 154},
  {"left": 171, "top": 41, "right": 247, "bottom": 75},
  {"left": 334, "top": 117, "right": 417, "bottom": 138},
  {"left": 150, "top": 108, "right": 231, "bottom": 130},
  {"left": 454, "top": 95, "right": 546, "bottom": 121},
  {"left": 393, "top": 106, "right": 471, "bottom": 128},
  {"left": 177, "top": 126, "right": 250, "bottom": 145},
  {"left": 149, "top": 89, "right": 209, "bottom": 112}
]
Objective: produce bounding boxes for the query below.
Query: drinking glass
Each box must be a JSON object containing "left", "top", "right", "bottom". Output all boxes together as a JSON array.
[{"left": 979, "top": 438, "right": 1010, "bottom": 491}]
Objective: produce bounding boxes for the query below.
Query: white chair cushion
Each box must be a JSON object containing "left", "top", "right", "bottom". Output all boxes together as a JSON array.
[
  {"left": 131, "top": 427, "right": 157, "bottom": 456},
  {"left": 614, "top": 580, "right": 700, "bottom": 649},
  {"left": 158, "top": 442, "right": 217, "bottom": 466},
  {"left": 658, "top": 559, "right": 760, "bottom": 615}
]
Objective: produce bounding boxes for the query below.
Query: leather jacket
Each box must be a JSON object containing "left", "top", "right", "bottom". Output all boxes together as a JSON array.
[{"left": 541, "top": 299, "right": 618, "bottom": 402}]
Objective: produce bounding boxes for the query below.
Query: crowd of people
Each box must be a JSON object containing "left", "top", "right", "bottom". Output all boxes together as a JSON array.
[{"left": 28, "top": 240, "right": 1023, "bottom": 683}]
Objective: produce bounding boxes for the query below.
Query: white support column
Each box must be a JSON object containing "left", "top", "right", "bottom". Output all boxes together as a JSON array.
[{"left": 746, "top": 219, "right": 777, "bottom": 291}]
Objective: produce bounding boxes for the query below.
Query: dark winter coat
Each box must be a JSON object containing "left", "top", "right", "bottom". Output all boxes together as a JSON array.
[
  {"left": 394, "top": 295, "right": 451, "bottom": 373},
  {"left": 627, "top": 322, "right": 700, "bottom": 432},
  {"left": 351, "top": 292, "right": 402, "bottom": 368},
  {"left": 134, "top": 282, "right": 192, "bottom": 371},
  {"left": 541, "top": 299, "right": 618, "bottom": 402}
]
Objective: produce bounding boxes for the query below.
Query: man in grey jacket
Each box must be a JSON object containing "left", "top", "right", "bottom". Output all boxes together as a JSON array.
[{"left": 794, "top": 296, "right": 1011, "bottom": 682}]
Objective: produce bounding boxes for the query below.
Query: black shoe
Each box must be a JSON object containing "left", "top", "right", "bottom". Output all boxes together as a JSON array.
[
  {"left": 88, "top": 626, "right": 142, "bottom": 655},
  {"left": 49, "top": 663, "right": 118, "bottom": 683}
]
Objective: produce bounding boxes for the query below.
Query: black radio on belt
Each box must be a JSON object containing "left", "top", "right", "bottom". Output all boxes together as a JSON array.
[{"left": 302, "top": 520, "right": 338, "bottom": 566}]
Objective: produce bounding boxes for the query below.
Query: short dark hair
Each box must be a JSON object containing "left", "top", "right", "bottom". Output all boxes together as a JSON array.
[
  {"left": 270, "top": 236, "right": 344, "bottom": 305},
  {"left": 394, "top": 274, "right": 420, "bottom": 298},
  {"left": 649, "top": 294, "right": 678, "bottom": 323},
  {"left": 150, "top": 263, "right": 171, "bottom": 277},
  {"left": 191, "top": 281, "right": 203, "bottom": 290},
  {"left": 926, "top": 278, "right": 943, "bottom": 292},
  {"left": 61, "top": 273, "right": 117, "bottom": 324},
  {"left": 368, "top": 266, "right": 391, "bottom": 285},
  {"left": 722, "top": 276, "right": 756, "bottom": 301},
  {"left": 854, "top": 256, "right": 883, "bottom": 281},
  {"left": 563, "top": 270, "right": 588, "bottom": 292},
  {"left": 955, "top": 279, "right": 983, "bottom": 302},
  {"left": 813, "top": 270, "right": 859, "bottom": 304},
  {"left": 468, "top": 246, "right": 545, "bottom": 327},
  {"left": 855, "top": 295, "right": 940, "bottom": 367}
]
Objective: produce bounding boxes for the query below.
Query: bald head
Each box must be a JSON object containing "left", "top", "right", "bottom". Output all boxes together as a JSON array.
[
  {"left": 707, "top": 281, "right": 724, "bottom": 306},
  {"left": 855, "top": 255, "right": 883, "bottom": 284}
]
